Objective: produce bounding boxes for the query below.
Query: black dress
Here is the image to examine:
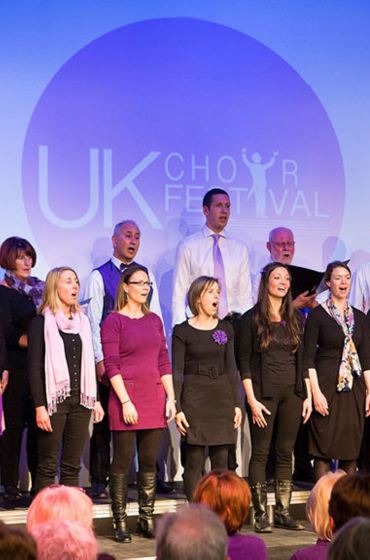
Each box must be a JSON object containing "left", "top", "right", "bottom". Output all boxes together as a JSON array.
[
  {"left": 172, "top": 320, "right": 241, "bottom": 446},
  {"left": 304, "top": 305, "right": 370, "bottom": 460}
]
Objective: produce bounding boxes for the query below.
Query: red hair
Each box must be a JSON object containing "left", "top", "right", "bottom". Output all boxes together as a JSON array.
[{"left": 193, "top": 470, "right": 251, "bottom": 535}]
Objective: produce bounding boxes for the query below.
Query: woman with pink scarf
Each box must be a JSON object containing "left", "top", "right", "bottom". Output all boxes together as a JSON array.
[{"left": 28, "top": 267, "right": 104, "bottom": 493}]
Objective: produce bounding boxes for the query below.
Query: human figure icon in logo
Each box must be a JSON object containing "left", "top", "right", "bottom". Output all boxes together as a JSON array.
[{"left": 242, "top": 148, "right": 279, "bottom": 218}]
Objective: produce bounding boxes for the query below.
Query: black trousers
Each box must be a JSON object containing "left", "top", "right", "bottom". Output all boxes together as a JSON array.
[
  {"left": 110, "top": 428, "right": 163, "bottom": 475},
  {"left": 35, "top": 396, "right": 92, "bottom": 493},
  {"left": 183, "top": 443, "right": 229, "bottom": 502},
  {"left": 89, "top": 381, "right": 111, "bottom": 484},
  {"left": 248, "top": 385, "right": 302, "bottom": 484}
]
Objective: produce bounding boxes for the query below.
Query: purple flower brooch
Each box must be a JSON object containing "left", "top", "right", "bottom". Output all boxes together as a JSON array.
[{"left": 212, "top": 330, "right": 228, "bottom": 345}]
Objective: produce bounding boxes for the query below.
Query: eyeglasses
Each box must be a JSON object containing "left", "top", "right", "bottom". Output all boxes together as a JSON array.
[
  {"left": 126, "top": 281, "right": 153, "bottom": 287},
  {"left": 271, "top": 241, "right": 295, "bottom": 248}
]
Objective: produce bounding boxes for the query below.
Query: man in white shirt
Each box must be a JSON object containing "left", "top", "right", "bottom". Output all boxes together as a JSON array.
[
  {"left": 349, "top": 261, "right": 370, "bottom": 313},
  {"left": 84, "top": 220, "right": 162, "bottom": 497},
  {"left": 172, "top": 188, "right": 253, "bottom": 326}
]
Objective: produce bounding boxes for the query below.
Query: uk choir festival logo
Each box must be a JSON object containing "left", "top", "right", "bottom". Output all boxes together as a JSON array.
[{"left": 22, "top": 17, "right": 345, "bottom": 265}]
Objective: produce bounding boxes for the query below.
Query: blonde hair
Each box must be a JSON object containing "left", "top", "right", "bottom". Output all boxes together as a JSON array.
[
  {"left": 27, "top": 485, "right": 93, "bottom": 531},
  {"left": 38, "top": 267, "right": 81, "bottom": 315},
  {"left": 114, "top": 265, "right": 150, "bottom": 315},
  {"left": 306, "top": 470, "right": 346, "bottom": 541}
]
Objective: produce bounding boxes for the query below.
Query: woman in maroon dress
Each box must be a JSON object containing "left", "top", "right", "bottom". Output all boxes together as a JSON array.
[{"left": 101, "top": 265, "right": 176, "bottom": 543}]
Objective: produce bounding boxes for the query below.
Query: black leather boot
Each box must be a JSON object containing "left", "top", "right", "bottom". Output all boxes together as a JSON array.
[
  {"left": 109, "top": 473, "right": 131, "bottom": 542},
  {"left": 136, "top": 471, "right": 156, "bottom": 538},
  {"left": 250, "top": 482, "right": 273, "bottom": 533},
  {"left": 274, "top": 480, "right": 304, "bottom": 530}
]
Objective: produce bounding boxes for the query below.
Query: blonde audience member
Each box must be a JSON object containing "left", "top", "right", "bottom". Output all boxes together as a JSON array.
[
  {"left": 290, "top": 470, "right": 345, "bottom": 560},
  {"left": 32, "top": 520, "right": 98, "bottom": 560}
]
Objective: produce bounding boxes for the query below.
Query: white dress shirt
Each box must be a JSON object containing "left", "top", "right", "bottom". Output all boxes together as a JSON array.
[
  {"left": 349, "top": 262, "right": 370, "bottom": 313},
  {"left": 84, "top": 256, "right": 163, "bottom": 363},
  {"left": 172, "top": 225, "right": 253, "bottom": 326}
]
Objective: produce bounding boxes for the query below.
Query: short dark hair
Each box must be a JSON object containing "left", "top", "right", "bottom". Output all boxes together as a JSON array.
[
  {"left": 156, "top": 504, "right": 228, "bottom": 560},
  {"left": 328, "top": 517, "right": 370, "bottom": 560},
  {"left": 324, "top": 260, "right": 351, "bottom": 284},
  {"left": 0, "top": 520, "right": 37, "bottom": 560},
  {"left": 329, "top": 473, "right": 370, "bottom": 531},
  {"left": 203, "top": 188, "right": 229, "bottom": 209},
  {"left": 0, "top": 237, "right": 37, "bottom": 270}
]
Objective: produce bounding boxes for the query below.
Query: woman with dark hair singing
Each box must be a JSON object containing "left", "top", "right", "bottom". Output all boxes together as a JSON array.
[
  {"left": 238, "top": 262, "right": 311, "bottom": 533},
  {"left": 304, "top": 261, "right": 370, "bottom": 481}
]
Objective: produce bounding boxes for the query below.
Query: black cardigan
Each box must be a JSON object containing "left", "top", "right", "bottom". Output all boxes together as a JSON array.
[{"left": 237, "top": 306, "right": 307, "bottom": 400}]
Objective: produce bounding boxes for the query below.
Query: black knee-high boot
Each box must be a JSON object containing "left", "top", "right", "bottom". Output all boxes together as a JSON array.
[
  {"left": 136, "top": 472, "right": 156, "bottom": 538},
  {"left": 274, "top": 480, "right": 304, "bottom": 530},
  {"left": 109, "top": 473, "right": 131, "bottom": 543},
  {"left": 250, "top": 483, "right": 273, "bottom": 533}
]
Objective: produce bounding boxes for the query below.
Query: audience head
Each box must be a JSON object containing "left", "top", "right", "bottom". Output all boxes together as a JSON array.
[
  {"left": 114, "top": 264, "right": 151, "bottom": 314},
  {"left": 187, "top": 276, "right": 220, "bottom": 317},
  {"left": 202, "top": 188, "right": 230, "bottom": 233},
  {"left": 193, "top": 469, "right": 251, "bottom": 535},
  {"left": 156, "top": 503, "right": 228, "bottom": 560},
  {"left": 27, "top": 485, "right": 93, "bottom": 532},
  {"left": 329, "top": 472, "right": 370, "bottom": 532},
  {"left": 38, "top": 266, "right": 81, "bottom": 315},
  {"left": 306, "top": 470, "right": 345, "bottom": 541},
  {"left": 0, "top": 520, "right": 37, "bottom": 560},
  {"left": 32, "top": 520, "right": 98, "bottom": 560},
  {"left": 328, "top": 517, "right": 370, "bottom": 560},
  {"left": 267, "top": 227, "right": 295, "bottom": 264},
  {"left": 112, "top": 220, "right": 140, "bottom": 263}
]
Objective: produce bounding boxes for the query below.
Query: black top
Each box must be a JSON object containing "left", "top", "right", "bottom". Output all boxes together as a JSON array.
[
  {"left": 265, "top": 322, "right": 296, "bottom": 386},
  {"left": 304, "top": 305, "right": 370, "bottom": 459},
  {"left": 28, "top": 315, "right": 82, "bottom": 408},
  {"left": 0, "top": 285, "right": 36, "bottom": 371},
  {"left": 237, "top": 306, "right": 307, "bottom": 399},
  {"left": 172, "top": 320, "right": 241, "bottom": 446},
  {"left": 0, "top": 320, "right": 8, "bottom": 373}
]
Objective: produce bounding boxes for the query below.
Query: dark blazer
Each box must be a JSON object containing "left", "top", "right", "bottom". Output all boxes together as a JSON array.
[{"left": 237, "top": 306, "right": 307, "bottom": 400}]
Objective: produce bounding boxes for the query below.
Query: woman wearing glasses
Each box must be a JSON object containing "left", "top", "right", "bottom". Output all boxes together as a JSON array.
[{"left": 101, "top": 265, "right": 176, "bottom": 543}]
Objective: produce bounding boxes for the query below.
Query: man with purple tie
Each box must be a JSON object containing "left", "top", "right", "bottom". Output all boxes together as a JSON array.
[{"left": 172, "top": 188, "right": 253, "bottom": 327}]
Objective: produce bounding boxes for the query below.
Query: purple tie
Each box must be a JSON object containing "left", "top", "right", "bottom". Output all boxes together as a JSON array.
[{"left": 212, "top": 234, "right": 228, "bottom": 319}]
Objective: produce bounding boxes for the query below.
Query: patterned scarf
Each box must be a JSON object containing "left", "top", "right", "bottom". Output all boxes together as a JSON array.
[
  {"left": 4, "top": 270, "right": 44, "bottom": 307},
  {"left": 326, "top": 297, "right": 362, "bottom": 392}
]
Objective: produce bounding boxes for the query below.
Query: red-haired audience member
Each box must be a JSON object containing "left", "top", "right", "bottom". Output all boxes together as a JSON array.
[
  {"left": 32, "top": 520, "right": 98, "bottom": 560},
  {"left": 0, "top": 236, "right": 44, "bottom": 499},
  {"left": 290, "top": 470, "right": 345, "bottom": 560},
  {"left": 0, "top": 520, "right": 37, "bottom": 560},
  {"left": 328, "top": 472, "right": 370, "bottom": 532},
  {"left": 193, "top": 470, "right": 268, "bottom": 560},
  {"left": 156, "top": 503, "right": 228, "bottom": 560},
  {"left": 327, "top": 517, "right": 370, "bottom": 560},
  {"left": 27, "top": 485, "right": 93, "bottom": 532}
]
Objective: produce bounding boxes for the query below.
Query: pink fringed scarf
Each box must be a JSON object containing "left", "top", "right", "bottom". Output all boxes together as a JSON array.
[{"left": 43, "top": 307, "right": 96, "bottom": 415}]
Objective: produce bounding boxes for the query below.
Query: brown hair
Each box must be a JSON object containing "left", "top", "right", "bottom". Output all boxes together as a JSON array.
[
  {"left": 329, "top": 472, "right": 370, "bottom": 531},
  {"left": 324, "top": 261, "right": 351, "bottom": 284},
  {"left": 193, "top": 470, "right": 251, "bottom": 535},
  {"left": 255, "top": 262, "right": 300, "bottom": 352},
  {"left": 0, "top": 236, "right": 37, "bottom": 270},
  {"left": 187, "top": 276, "right": 219, "bottom": 317},
  {"left": 114, "top": 265, "right": 150, "bottom": 314}
]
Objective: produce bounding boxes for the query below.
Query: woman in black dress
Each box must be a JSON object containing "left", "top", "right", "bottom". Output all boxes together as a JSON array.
[
  {"left": 0, "top": 236, "right": 44, "bottom": 499},
  {"left": 238, "top": 262, "right": 311, "bottom": 533},
  {"left": 304, "top": 261, "right": 370, "bottom": 481},
  {"left": 172, "top": 276, "right": 242, "bottom": 502}
]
